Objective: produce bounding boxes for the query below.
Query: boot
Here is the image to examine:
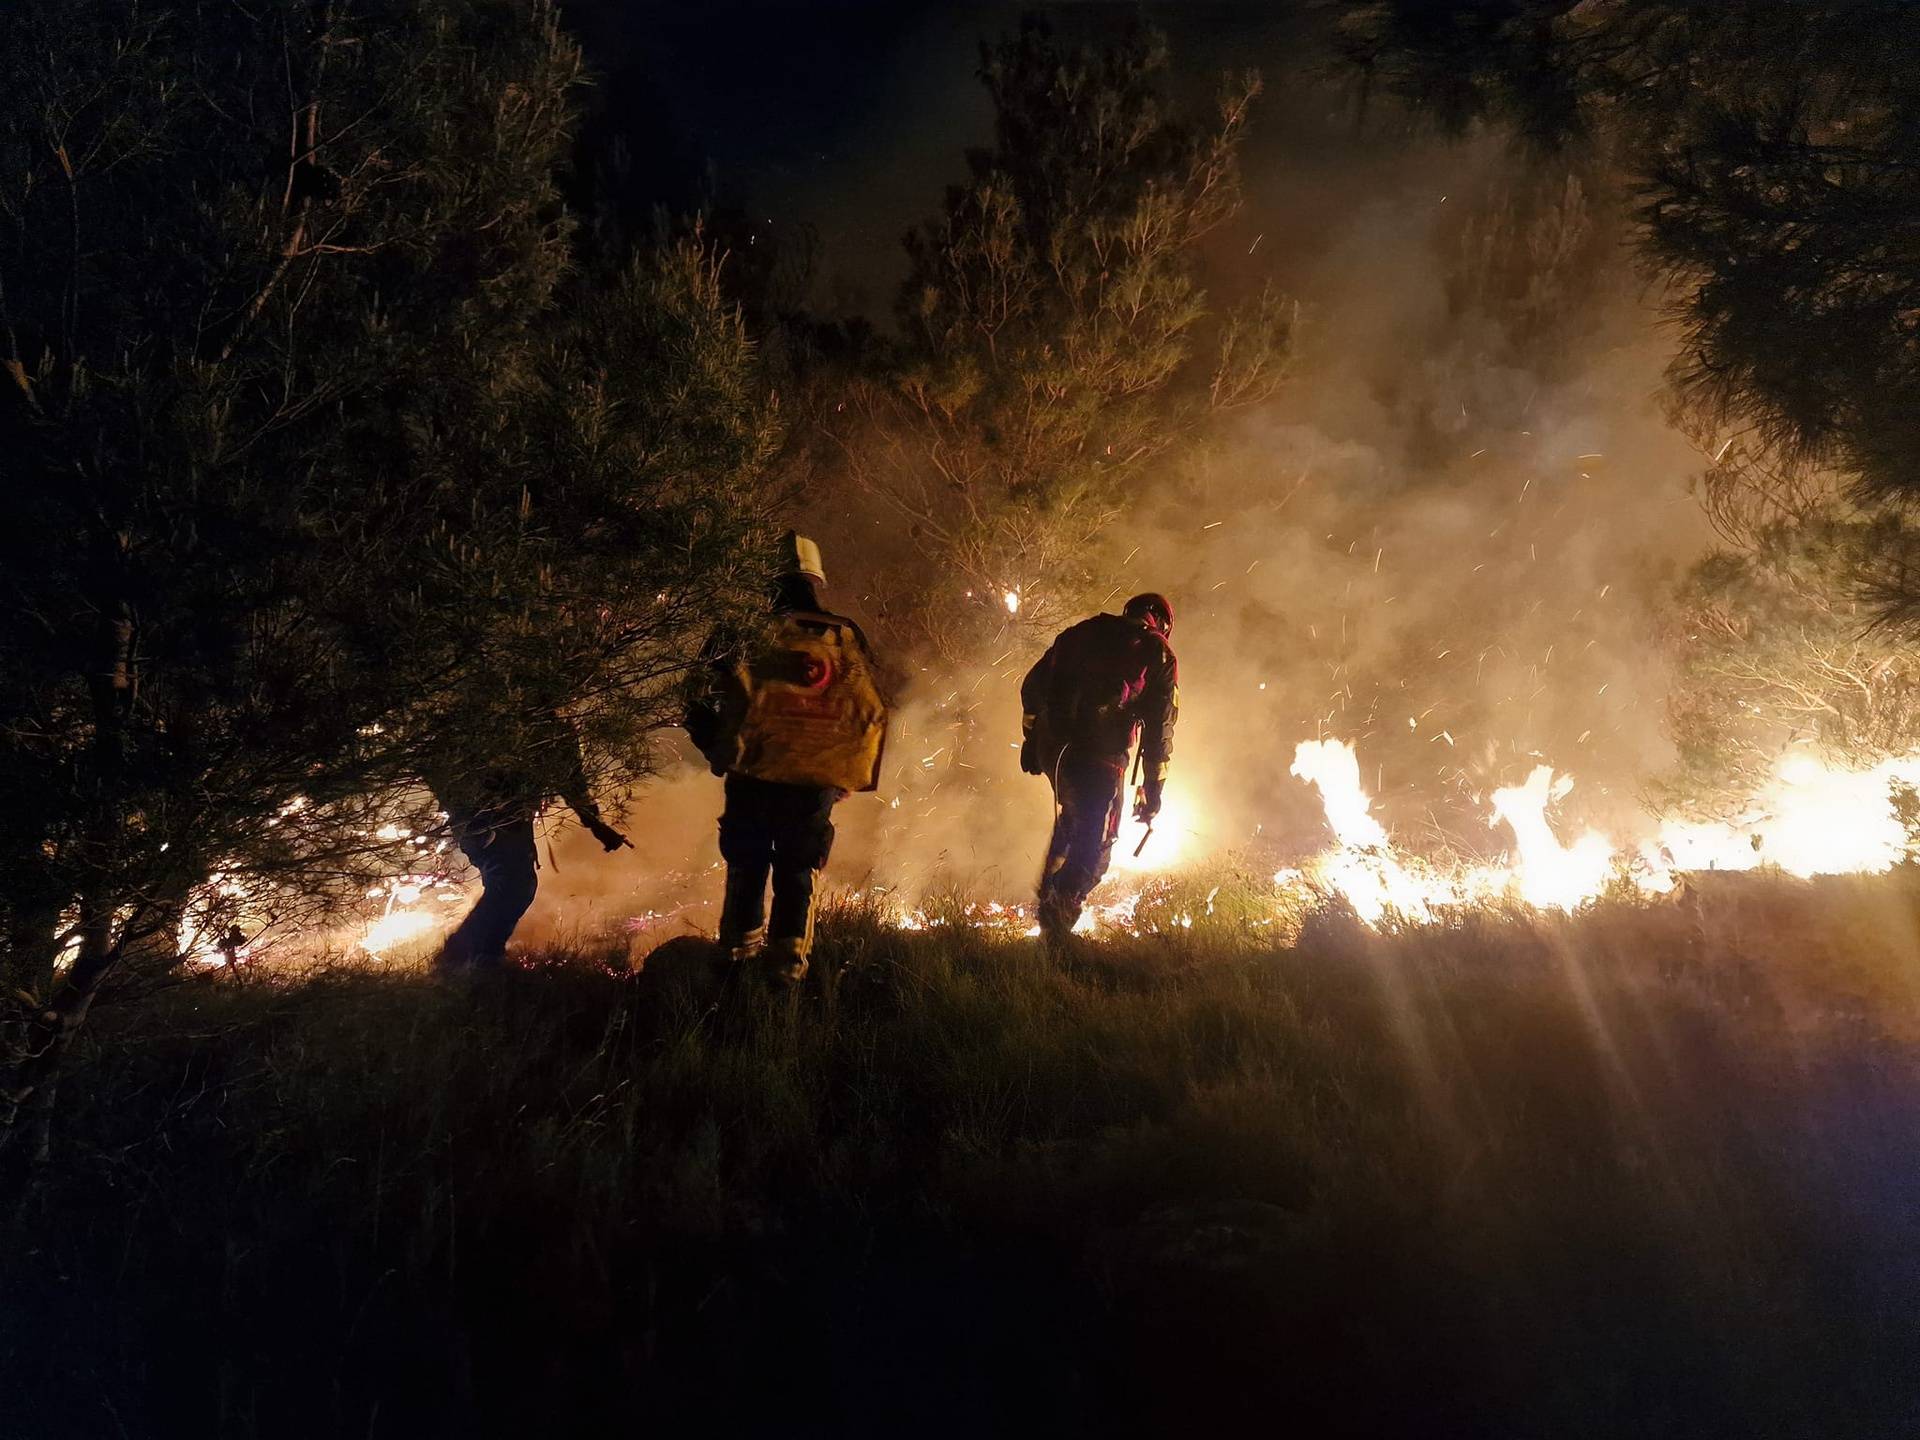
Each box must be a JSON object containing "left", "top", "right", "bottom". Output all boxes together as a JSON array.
[
  {"left": 717, "top": 862, "right": 770, "bottom": 963},
  {"left": 764, "top": 934, "right": 810, "bottom": 987},
  {"left": 1036, "top": 888, "right": 1081, "bottom": 953},
  {"left": 766, "top": 866, "right": 819, "bottom": 986}
]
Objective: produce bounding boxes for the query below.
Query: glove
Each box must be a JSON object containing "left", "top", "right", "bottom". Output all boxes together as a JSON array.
[
  {"left": 1133, "top": 782, "right": 1162, "bottom": 824},
  {"left": 587, "top": 817, "right": 632, "bottom": 852},
  {"left": 1020, "top": 733, "right": 1043, "bottom": 776}
]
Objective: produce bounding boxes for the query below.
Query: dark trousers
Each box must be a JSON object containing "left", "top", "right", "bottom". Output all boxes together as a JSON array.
[
  {"left": 1039, "top": 758, "right": 1125, "bottom": 928},
  {"left": 718, "top": 775, "right": 839, "bottom": 946},
  {"left": 441, "top": 808, "right": 538, "bottom": 965}
]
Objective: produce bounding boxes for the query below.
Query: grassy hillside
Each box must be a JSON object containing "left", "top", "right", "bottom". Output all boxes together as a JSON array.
[{"left": 5, "top": 874, "right": 1919, "bottom": 1438}]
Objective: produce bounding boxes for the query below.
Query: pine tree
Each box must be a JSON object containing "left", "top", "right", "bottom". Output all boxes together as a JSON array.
[
  {"left": 1662, "top": 510, "right": 1920, "bottom": 815},
  {"left": 0, "top": 0, "right": 779, "bottom": 1170},
  {"left": 836, "top": 18, "right": 1295, "bottom": 658},
  {"left": 1332, "top": 2, "right": 1920, "bottom": 562}
]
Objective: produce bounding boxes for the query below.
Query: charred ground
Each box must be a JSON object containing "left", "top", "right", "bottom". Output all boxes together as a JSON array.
[{"left": 6, "top": 873, "right": 1917, "bottom": 1438}]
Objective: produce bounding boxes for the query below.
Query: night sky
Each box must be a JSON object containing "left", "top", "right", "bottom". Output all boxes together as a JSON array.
[{"left": 558, "top": 3, "right": 1374, "bottom": 318}]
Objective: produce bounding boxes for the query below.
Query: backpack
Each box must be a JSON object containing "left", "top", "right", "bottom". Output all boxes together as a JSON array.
[
  {"left": 1041, "top": 615, "right": 1157, "bottom": 760},
  {"left": 710, "top": 611, "right": 888, "bottom": 792}
]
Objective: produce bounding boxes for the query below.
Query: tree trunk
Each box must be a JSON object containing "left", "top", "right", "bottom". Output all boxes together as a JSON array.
[
  {"left": 2, "top": 896, "right": 61, "bottom": 1003},
  {"left": 0, "top": 889, "right": 125, "bottom": 1202},
  {"left": 2, "top": 590, "right": 137, "bottom": 1198},
  {"left": 120, "top": 884, "right": 188, "bottom": 972}
]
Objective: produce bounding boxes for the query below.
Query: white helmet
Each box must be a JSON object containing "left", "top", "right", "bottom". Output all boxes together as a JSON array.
[{"left": 782, "top": 530, "right": 826, "bottom": 585}]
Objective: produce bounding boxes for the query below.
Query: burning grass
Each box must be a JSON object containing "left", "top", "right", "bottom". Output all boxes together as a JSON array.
[{"left": 5, "top": 874, "right": 1919, "bottom": 1437}]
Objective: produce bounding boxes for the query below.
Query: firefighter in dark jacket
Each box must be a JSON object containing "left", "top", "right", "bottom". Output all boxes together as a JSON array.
[
  {"left": 427, "top": 712, "right": 628, "bottom": 975},
  {"left": 1021, "top": 593, "right": 1178, "bottom": 944},
  {"left": 686, "top": 534, "right": 887, "bottom": 986}
]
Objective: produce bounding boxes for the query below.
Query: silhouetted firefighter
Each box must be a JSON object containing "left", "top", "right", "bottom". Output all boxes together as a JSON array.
[
  {"left": 426, "top": 713, "right": 628, "bottom": 974},
  {"left": 1021, "top": 593, "right": 1179, "bottom": 945},
  {"left": 686, "top": 534, "right": 889, "bottom": 986}
]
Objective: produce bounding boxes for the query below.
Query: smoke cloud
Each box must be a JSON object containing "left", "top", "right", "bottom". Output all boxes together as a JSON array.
[{"left": 518, "top": 17, "right": 1718, "bottom": 948}]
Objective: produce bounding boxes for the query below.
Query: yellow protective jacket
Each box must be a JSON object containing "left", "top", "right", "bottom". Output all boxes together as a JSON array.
[{"left": 687, "top": 603, "right": 888, "bottom": 793}]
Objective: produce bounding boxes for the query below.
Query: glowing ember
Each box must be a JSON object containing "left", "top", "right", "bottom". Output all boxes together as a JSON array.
[
  {"left": 1284, "top": 739, "right": 1920, "bottom": 927},
  {"left": 1290, "top": 739, "right": 1391, "bottom": 850},
  {"left": 175, "top": 873, "right": 260, "bottom": 966},
  {"left": 1003, "top": 589, "right": 1021, "bottom": 615},
  {"left": 865, "top": 736, "right": 1920, "bottom": 943},
  {"left": 1112, "top": 783, "right": 1200, "bottom": 873},
  {"left": 1641, "top": 751, "right": 1920, "bottom": 883},
  {"left": 1288, "top": 742, "right": 1620, "bottom": 921},
  {"left": 176, "top": 733, "right": 1920, "bottom": 965},
  {"left": 1488, "top": 766, "right": 1615, "bottom": 912},
  {"left": 1287, "top": 740, "right": 1488, "bottom": 924},
  {"left": 357, "top": 872, "right": 471, "bottom": 958},
  {"left": 361, "top": 906, "right": 447, "bottom": 957}
]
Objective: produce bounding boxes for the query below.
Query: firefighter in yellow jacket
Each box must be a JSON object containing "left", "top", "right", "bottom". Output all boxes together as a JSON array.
[{"left": 685, "top": 534, "right": 887, "bottom": 985}]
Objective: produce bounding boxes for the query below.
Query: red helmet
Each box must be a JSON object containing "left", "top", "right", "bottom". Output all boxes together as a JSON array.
[{"left": 1123, "top": 592, "right": 1173, "bottom": 637}]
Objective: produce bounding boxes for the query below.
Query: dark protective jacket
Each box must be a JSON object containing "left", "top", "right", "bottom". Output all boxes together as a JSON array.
[
  {"left": 423, "top": 709, "right": 604, "bottom": 831},
  {"left": 1021, "top": 612, "right": 1179, "bottom": 789}
]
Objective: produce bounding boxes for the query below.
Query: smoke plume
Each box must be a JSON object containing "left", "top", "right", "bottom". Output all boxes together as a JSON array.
[{"left": 518, "top": 21, "right": 1719, "bottom": 948}]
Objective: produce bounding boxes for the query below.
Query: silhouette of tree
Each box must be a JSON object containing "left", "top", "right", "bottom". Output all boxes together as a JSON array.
[
  {"left": 0, "top": 0, "right": 779, "bottom": 1173},
  {"left": 835, "top": 18, "right": 1296, "bottom": 658}
]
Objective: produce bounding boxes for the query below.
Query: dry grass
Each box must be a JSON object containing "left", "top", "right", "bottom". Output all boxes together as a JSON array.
[{"left": 4, "top": 869, "right": 1918, "bottom": 1437}]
